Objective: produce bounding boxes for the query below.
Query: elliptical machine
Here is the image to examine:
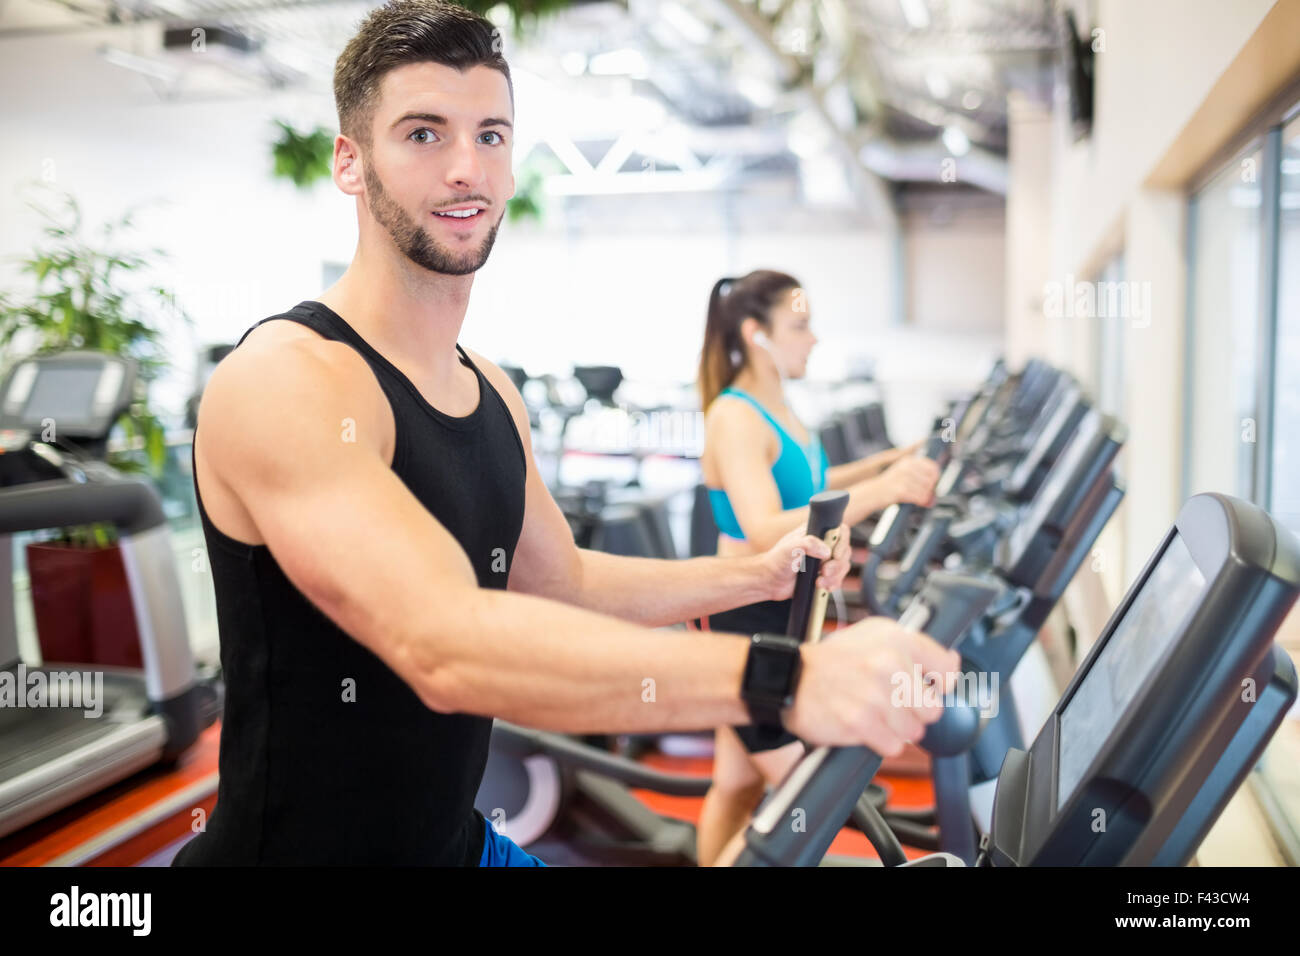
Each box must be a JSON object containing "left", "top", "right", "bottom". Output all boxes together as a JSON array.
[
  {"left": 732, "top": 492, "right": 1300, "bottom": 867},
  {"left": 474, "top": 492, "right": 852, "bottom": 865}
]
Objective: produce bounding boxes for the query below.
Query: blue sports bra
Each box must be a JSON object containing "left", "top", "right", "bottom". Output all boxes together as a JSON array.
[{"left": 707, "top": 387, "right": 829, "bottom": 541}]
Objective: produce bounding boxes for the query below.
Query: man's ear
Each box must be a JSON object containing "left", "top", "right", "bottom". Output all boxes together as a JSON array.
[{"left": 335, "top": 135, "right": 364, "bottom": 196}]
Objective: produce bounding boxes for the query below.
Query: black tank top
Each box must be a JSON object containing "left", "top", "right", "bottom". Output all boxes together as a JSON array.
[{"left": 173, "top": 300, "right": 526, "bottom": 865}]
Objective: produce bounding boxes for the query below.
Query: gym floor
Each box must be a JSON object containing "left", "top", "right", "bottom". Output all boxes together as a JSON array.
[{"left": 3, "top": 704, "right": 1294, "bottom": 867}]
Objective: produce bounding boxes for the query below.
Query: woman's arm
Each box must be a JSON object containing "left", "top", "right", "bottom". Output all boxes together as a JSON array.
[
  {"left": 710, "top": 407, "right": 938, "bottom": 549},
  {"left": 824, "top": 440, "right": 923, "bottom": 490}
]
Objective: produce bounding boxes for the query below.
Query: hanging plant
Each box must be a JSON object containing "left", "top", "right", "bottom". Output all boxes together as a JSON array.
[
  {"left": 506, "top": 158, "right": 547, "bottom": 223},
  {"left": 455, "top": 0, "right": 574, "bottom": 38},
  {"left": 270, "top": 119, "right": 335, "bottom": 189}
]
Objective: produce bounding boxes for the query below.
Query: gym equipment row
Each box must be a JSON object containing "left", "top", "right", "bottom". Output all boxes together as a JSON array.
[{"left": 475, "top": 356, "right": 1297, "bottom": 867}]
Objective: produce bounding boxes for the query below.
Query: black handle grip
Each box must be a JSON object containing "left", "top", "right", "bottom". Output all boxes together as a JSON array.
[
  {"left": 807, "top": 489, "right": 849, "bottom": 538},
  {"left": 785, "top": 490, "right": 849, "bottom": 640},
  {"left": 867, "top": 427, "right": 947, "bottom": 557},
  {"left": 735, "top": 569, "right": 1001, "bottom": 866}
]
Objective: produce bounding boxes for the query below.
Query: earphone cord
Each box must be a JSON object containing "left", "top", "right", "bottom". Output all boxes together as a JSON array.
[{"left": 754, "top": 332, "right": 788, "bottom": 389}]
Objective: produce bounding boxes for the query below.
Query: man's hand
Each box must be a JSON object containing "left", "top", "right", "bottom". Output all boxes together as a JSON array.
[
  {"left": 784, "top": 616, "right": 961, "bottom": 754},
  {"left": 759, "top": 522, "right": 852, "bottom": 601}
]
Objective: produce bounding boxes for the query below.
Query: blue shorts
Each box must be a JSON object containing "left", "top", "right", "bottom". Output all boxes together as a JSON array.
[{"left": 479, "top": 820, "right": 547, "bottom": 867}]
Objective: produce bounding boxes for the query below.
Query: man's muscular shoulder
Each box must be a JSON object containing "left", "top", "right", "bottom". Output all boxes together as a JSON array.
[
  {"left": 193, "top": 318, "right": 396, "bottom": 544},
  {"left": 202, "top": 320, "right": 395, "bottom": 461}
]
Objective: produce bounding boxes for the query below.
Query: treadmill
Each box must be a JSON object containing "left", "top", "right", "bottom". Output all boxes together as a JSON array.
[
  {"left": 0, "top": 352, "right": 218, "bottom": 839},
  {"left": 733, "top": 492, "right": 1299, "bottom": 866}
]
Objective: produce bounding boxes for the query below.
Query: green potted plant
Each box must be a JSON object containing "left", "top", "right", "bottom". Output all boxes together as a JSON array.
[
  {"left": 457, "top": 0, "right": 575, "bottom": 35},
  {"left": 270, "top": 119, "right": 335, "bottom": 190},
  {"left": 0, "top": 183, "right": 190, "bottom": 668}
]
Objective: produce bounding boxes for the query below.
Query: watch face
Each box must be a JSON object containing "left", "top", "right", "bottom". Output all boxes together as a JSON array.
[{"left": 748, "top": 640, "right": 797, "bottom": 701}]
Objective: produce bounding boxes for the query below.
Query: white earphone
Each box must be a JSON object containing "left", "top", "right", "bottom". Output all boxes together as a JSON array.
[{"left": 750, "top": 329, "right": 785, "bottom": 383}]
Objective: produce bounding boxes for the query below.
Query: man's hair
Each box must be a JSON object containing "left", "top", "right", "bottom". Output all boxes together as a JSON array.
[{"left": 334, "top": 0, "right": 513, "bottom": 152}]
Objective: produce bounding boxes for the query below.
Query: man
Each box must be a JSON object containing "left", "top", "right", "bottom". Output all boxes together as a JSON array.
[{"left": 173, "top": 0, "right": 957, "bottom": 867}]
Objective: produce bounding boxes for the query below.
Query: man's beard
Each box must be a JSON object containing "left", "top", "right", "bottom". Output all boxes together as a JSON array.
[{"left": 364, "top": 162, "right": 501, "bottom": 276}]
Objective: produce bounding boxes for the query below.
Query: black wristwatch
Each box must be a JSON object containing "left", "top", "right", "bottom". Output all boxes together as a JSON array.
[{"left": 740, "top": 633, "right": 803, "bottom": 731}]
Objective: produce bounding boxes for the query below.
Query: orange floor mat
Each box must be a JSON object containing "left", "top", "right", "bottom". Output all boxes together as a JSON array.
[
  {"left": 630, "top": 750, "right": 937, "bottom": 862},
  {"left": 3, "top": 725, "right": 938, "bottom": 866},
  {"left": 0, "top": 723, "right": 221, "bottom": 866}
]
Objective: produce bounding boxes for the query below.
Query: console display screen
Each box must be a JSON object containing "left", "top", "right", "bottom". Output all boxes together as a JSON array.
[
  {"left": 1009, "top": 388, "right": 1077, "bottom": 487},
  {"left": 23, "top": 366, "right": 101, "bottom": 428},
  {"left": 1002, "top": 409, "right": 1100, "bottom": 569},
  {"left": 1056, "top": 532, "right": 1207, "bottom": 809}
]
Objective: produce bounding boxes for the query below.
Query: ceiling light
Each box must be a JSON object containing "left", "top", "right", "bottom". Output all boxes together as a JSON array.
[
  {"left": 787, "top": 111, "right": 830, "bottom": 158},
  {"left": 899, "top": 0, "right": 931, "bottom": 30},
  {"left": 925, "top": 71, "right": 950, "bottom": 100},
  {"left": 734, "top": 73, "right": 777, "bottom": 109},
  {"left": 942, "top": 125, "right": 970, "bottom": 157},
  {"left": 659, "top": 1, "right": 712, "bottom": 45},
  {"left": 961, "top": 90, "right": 983, "bottom": 110}
]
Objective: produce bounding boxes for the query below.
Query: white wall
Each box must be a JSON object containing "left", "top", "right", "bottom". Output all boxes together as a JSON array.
[
  {"left": 1004, "top": 92, "right": 1053, "bottom": 366},
  {"left": 904, "top": 213, "right": 1005, "bottom": 336},
  {"left": 472, "top": 224, "right": 897, "bottom": 385},
  {"left": 1032, "top": 0, "right": 1278, "bottom": 592},
  {"left": 1051, "top": 0, "right": 1276, "bottom": 272}
]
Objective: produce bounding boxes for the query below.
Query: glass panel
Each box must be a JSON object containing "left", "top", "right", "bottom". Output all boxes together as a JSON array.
[
  {"left": 1272, "top": 116, "right": 1300, "bottom": 534},
  {"left": 1094, "top": 253, "right": 1125, "bottom": 418},
  {"left": 1260, "top": 111, "right": 1300, "bottom": 866},
  {"left": 1186, "top": 147, "right": 1263, "bottom": 501}
]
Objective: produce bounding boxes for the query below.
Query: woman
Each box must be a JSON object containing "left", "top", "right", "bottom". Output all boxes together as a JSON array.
[{"left": 695, "top": 269, "right": 940, "bottom": 866}]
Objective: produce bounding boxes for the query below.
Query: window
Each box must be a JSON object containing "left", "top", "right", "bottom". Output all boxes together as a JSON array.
[
  {"left": 1093, "top": 253, "right": 1125, "bottom": 419},
  {"left": 1184, "top": 97, "right": 1300, "bottom": 864},
  {"left": 1184, "top": 145, "right": 1263, "bottom": 503},
  {"left": 1271, "top": 114, "right": 1300, "bottom": 534}
]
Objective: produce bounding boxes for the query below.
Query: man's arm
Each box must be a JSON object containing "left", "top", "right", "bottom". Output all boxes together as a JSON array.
[
  {"left": 199, "top": 337, "right": 755, "bottom": 734},
  {"left": 470, "top": 353, "right": 847, "bottom": 627},
  {"left": 198, "top": 337, "right": 956, "bottom": 751}
]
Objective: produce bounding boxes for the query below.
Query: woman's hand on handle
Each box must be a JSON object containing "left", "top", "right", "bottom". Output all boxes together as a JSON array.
[
  {"left": 880, "top": 439, "right": 924, "bottom": 467},
  {"left": 783, "top": 616, "right": 960, "bottom": 756},
  {"left": 879, "top": 455, "right": 941, "bottom": 508}
]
